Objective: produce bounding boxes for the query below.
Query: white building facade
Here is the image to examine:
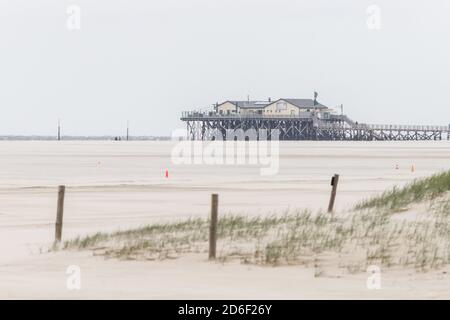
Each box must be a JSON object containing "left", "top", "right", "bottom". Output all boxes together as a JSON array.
[{"left": 216, "top": 98, "right": 334, "bottom": 118}]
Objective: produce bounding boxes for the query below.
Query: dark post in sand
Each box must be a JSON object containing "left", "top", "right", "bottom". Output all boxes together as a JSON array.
[
  {"left": 55, "top": 185, "right": 66, "bottom": 243},
  {"left": 209, "top": 194, "right": 219, "bottom": 260},
  {"left": 328, "top": 174, "right": 339, "bottom": 215}
]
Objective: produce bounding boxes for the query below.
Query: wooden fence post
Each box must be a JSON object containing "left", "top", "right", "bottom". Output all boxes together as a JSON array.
[
  {"left": 55, "top": 185, "right": 66, "bottom": 243},
  {"left": 328, "top": 174, "right": 339, "bottom": 215},
  {"left": 209, "top": 194, "right": 219, "bottom": 260}
]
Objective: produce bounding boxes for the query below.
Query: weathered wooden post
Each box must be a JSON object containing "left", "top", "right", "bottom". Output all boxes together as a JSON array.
[
  {"left": 209, "top": 194, "right": 219, "bottom": 260},
  {"left": 55, "top": 185, "right": 66, "bottom": 243},
  {"left": 328, "top": 174, "right": 339, "bottom": 215}
]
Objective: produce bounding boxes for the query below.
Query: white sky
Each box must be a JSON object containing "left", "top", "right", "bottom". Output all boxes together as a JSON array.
[{"left": 0, "top": 0, "right": 449, "bottom": 136}]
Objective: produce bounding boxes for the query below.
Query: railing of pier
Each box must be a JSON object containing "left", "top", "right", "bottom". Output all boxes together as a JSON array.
[{"left": 317, "top": 123, "right": 449, "bottom": 131}]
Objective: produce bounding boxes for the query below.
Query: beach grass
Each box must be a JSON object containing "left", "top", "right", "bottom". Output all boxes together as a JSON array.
[
  {"left": 60, "top": 170, "right": 450, "bottom": 274},
  {"left": 355, "top": 170, "right": 450, "bottom": 210}
]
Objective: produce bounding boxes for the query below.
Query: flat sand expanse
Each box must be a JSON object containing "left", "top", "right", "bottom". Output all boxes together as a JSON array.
[{"left": 0, "top": 141, "right": 449, "bottom": 299}]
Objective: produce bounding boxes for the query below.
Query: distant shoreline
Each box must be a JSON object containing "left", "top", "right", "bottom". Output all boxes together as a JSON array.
[{"left": 0, "top": 136, "right": 172, "bottom": 141}]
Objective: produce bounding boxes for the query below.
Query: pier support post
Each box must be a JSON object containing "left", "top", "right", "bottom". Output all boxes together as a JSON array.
[
  {"left": 55, "top": 185, "right": 66, "bottom": 243},
  {"left": 328, "top": 174, "right": 339, "bottom": 215},
  {"left": 209, "top": 194, "right": 219, "bottom": 260}
]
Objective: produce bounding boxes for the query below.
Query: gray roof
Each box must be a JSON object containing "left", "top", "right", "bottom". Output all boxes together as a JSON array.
[
  {"left": 283, "top": 99, "right": 327, "bottom": 109},
  {"left": 221, "top": 98, "right": 328, "bottom": 109}
]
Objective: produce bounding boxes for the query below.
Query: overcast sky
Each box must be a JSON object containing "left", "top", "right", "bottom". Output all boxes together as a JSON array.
[{"left": 0, "top": 0, "right": 449, "bottom": 136}]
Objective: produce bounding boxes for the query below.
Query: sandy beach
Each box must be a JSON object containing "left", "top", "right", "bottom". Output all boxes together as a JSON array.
[{"left": 0, "top": 140, "right": 449, "bottom": 299}]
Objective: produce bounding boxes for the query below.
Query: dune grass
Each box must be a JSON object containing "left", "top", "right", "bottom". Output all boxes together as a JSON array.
[
  {"left": 61, "top": 171, "right": 450, "bottom": 274},
  {"left": 355, "top": 170, "right": 450, "bottom": 210},
  {"left": 62, "top": 204, "right": 450, "bottom": 273}
]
